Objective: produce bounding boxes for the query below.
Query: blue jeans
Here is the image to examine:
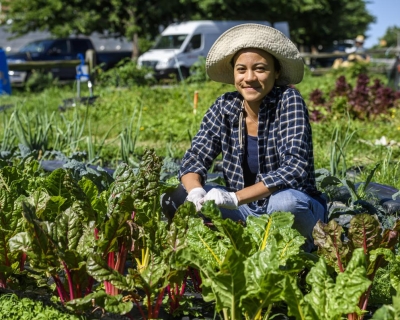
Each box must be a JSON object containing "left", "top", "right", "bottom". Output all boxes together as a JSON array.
[{"left": 161, "top": 184, "right": 327, "bottom": 252}]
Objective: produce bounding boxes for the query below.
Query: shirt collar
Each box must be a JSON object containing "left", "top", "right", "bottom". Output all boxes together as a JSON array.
[{"left": 223, "top": 86, "right": 284, "bottom": 124}]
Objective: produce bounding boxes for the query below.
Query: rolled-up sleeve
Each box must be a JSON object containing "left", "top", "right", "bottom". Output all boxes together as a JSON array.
[{"left": 179, "top": 101, "right": 223, "bottom": 184}]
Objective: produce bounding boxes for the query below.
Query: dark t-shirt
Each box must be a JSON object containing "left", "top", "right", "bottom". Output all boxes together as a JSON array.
[{"left": 243, "top": 134, "right": 259, "bottom": 187}]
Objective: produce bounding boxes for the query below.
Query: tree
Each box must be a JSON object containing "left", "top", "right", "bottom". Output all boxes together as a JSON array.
[
  {"left": 379, "top": 26, "right": 400, "bottom": 48},
  {"left": 2, "top": 0, "right": 186, "bottom": 59},
  {"left": 181, "top": 0, "right": 375, "bottom": 48},
  {"left": 3, "top": 0, "right": 375, "bottom": 56}
]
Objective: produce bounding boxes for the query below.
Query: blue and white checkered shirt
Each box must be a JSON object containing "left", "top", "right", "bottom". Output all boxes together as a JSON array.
[{"left": 179, "top": 86, "right": 319, "bottom": 197}]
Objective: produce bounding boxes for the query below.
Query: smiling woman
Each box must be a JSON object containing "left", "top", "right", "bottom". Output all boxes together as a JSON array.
[{"left": 161, "top": 23, "right": 328, "bottom": 252}]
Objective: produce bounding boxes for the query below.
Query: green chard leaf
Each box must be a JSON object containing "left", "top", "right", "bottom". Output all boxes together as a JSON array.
[
  {"left": 282, "top": 276, "right": 318, "bottom": 320},
  {"left": 164, "top": 202, "right": 196, "bottom": 266},
  {"left": 241, "top": 249, "right": 287, "bottom": 317},
  {"left": 304, "top": 249, "right": 371, "bottom": 319},
  {"left": 201, "top": 248, "right": 246, "bottom": 318},
  {"left": 201, "top": 201, "right": 255, "bottom": 255},
  {"left": 0, "top": 166, "right": 28, "bottom": 195},
  {"left": 67, "top": 291, "right": 133, "bottom": 315},
  {"left": 390, "top": 256, "right": 400, "bottom": 291},
  {"left": 313, "top": 219, "right": 350, "bottom": 273},
  {"left": 86, "top": 254, "right": 133, "bottom": 291},
  {"left": 348, "top": 214, "right": 382, "bottom": 252},
  {"left": 54, "top": 206, "right": 84, "bottom": 251},
  {"left": 245, "top": 211, "right": 296, "bottom": 252},
  {"left": 97, "top": 210, "right": 131, "bottom": 254},
  {"left": 131, "top": 149, "right": 162, "bottom": 202}
]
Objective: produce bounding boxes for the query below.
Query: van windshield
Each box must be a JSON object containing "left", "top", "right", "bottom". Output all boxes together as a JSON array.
[
  {"left": 19, "top": 40, "right": 54, "bottom": 53},
  {"left": 153, "top": 34, "right": 187, "bottom": 49}
]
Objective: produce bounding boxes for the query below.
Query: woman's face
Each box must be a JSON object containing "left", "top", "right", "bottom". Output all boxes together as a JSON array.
[{"left": 233, "top": 48, "right": 280, "bottom": 109}]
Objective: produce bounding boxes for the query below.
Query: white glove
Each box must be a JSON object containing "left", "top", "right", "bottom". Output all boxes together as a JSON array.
[
  {"left": 203, "top": 188, "right": 238, "bottom": 209},
  {"left": 186, "top": 187, "right": 207, "bottom": 212}
]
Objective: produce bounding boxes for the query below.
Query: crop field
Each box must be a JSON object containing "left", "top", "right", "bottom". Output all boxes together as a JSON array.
[
  {"left": 0, "top": 62, "right": 400, "bottom": 319},
  {"left": 1, "top": 65, "right": 400, "bottom": 188}
]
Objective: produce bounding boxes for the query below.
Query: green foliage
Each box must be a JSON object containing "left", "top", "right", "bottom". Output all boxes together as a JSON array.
[
  {"left": 173, "top": 204, "right": 310, "bottom": 319},
  {"left": 25, "top": 71, "right": 57, "bottom": 93},
  {"left": 329, "top": 121, "right": 357, "bottom": 178},
  {"left": 0, "top": 294, "right": 86, "bottom": 320},
  {"left": 186, "top": 56, "right": 209, "bottom": 84},
  {"left": 9, "top": 109, "right": 54, "bottom": 152},
  {"left": 313, "top": 214, "right": 400, "bottom": 318},
  {"left": 370, "top": 266, "right": 397, "bottom": 306},
  {"left": 96, "top": 58, "right": 156, "bottom": 87},
  {"left": 379, "top": 26, "right": 400, "bottom": 48},
  {"left": 1, "top": 66, "right": 400, "bottom": 189},
  {"left": 296, "top": 249, "right": 371, "bottom": 320},
  {"left": 5, "top": 0, "right": 374, "bottom": 55},
  {"left": 372, "top": 282, "right": 400, "bottom": 319},
  {"left": 1, "top": 149, "right": 399, "bottom": 318}
]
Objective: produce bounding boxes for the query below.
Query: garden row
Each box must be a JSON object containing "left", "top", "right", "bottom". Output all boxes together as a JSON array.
[
  {"left": 0, "top": 149, "right": 400, "bottom": 320},
  {"left": 0, "top": 62, "right": 400, "bottom": 319}
]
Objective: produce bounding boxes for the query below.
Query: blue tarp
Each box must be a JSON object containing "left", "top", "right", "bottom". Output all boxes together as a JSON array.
[{"left": 0, "top": 48, "right": 11, "bottom": 95}]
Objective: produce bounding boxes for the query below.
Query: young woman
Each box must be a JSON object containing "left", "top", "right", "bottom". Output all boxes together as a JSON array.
[{"left": 162, "top": 24, "right": 327, "bottom": 252}]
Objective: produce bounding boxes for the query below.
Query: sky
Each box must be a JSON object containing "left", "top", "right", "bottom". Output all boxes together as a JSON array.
[{"left": 364, "top": 0, "right": 400, "bottom": 48}]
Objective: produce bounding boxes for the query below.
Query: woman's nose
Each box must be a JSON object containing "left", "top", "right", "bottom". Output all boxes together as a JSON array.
[{"left": 244, "top": 70, "right": 257, "bottom": 81}]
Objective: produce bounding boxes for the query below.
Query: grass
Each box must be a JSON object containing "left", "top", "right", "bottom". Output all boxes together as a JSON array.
[{"left": 1, "top": 72, "right": 399, "bottom": 189}]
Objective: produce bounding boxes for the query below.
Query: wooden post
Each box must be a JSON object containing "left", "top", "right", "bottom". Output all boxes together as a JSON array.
[
  {"left": 193, "top": 91, "right": 198, "bottom": 114},
  {"left": 85, "top": 49, "right": 96, "bottom": 74}
]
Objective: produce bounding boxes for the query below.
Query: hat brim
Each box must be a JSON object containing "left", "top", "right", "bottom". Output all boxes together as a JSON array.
[{"left": 206, "top": 24, "right": 304, "bottom": 86}]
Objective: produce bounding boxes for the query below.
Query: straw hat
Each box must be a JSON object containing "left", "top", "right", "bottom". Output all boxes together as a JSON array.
[
  {"left": 355, "top": 35, "right": 365, "bottom": 43},
  {"left": 206, "top": 23, "right": 304, "bottom": 86}
]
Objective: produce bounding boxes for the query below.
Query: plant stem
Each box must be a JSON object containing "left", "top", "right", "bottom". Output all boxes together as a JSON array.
[
  {"left": 132, "top": 295, "right": 146, "bottom": 320},
  {"left": 62, "top": 261, "right": 75, "bottom": 300},
  {"left": 52, "top": 274, "right": 68, "bottom": 303},
  {"left": 19, "top": 252, "right": 27, "bottom": 272},
  {"left": 153, "top": 287, "right": 166, "bottom": 319}
]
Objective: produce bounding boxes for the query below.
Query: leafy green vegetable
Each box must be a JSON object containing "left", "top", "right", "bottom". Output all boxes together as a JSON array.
[
  {"left": 0, "top": 293, "right": 86, "bottom": 320},
  {"left": 313, "top": 214, "right": 400, "bottom": 319}
]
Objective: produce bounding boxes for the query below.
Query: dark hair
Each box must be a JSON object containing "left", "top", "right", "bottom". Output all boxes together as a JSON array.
[
  {"left": 231, "top": 50, "right": 281, "bottom": 73},
  {"left": 272, "top": 56, "right": 281, "bottom": 73}
]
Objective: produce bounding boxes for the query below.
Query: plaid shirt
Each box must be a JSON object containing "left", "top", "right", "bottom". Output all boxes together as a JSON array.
[{"left": 179, "top": 86, "right": 319, "bottom": 197}]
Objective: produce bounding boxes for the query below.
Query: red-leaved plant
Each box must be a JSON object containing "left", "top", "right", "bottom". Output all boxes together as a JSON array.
[
  {"left": 313, "top": 214, "right": 400, "bottom": 320},
  {"left": 308, "top": 74, "right": 400, "bottom": 121}
]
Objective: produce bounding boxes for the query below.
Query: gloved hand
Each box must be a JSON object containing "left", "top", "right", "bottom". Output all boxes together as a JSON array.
[
  {"left": 203, "top": 188, "right": 239, "bottom": 209},
  {"left": 186, "top": 187, "right": 207, "bottom": 211}
]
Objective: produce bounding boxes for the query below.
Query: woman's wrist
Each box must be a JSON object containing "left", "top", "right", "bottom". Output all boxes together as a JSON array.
[{"left": 236, "top": 182, "right": 275, "bottom": 205}]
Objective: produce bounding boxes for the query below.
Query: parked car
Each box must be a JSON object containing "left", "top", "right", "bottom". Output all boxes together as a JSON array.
[
  {"left": 137, "top": 20, "right": 290, "bottom": 80},
  {"left": 6, "top": 37, "right": 132, "bottom": 84}
]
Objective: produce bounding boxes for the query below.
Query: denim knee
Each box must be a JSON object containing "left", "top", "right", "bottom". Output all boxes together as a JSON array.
[
  {"left": 267, "top": 189, "right": 308, "bottom": 214},
  {"left": 267, "top": 189, "right": 326, "bottom": 252}
]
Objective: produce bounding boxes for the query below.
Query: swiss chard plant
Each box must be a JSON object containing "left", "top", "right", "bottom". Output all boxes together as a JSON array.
[
  {"left": 0, "top": 167, "right": 25, "bottom": 288},
  {"left": 0, "top": 157, "right": 42, "bottom": 288},
  {"left": 8, "top": 167, "right": 102, "bottom": 303},
  {"left": 174, "top": 201, "right": 312, "bottom": 320},
  {"left": 68, "top": 149, "right": 187, "bottom": 319},
  {"left": 282, "top": 247, "right": 372, "bottom": 320},
  {"left": 313, "top": 213, "right": 400, "bottom": 320}
]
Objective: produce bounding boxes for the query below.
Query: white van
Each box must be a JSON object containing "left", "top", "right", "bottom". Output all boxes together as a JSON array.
[{"left": 137, "top": 20, "right": 289, "bottom": 80}]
